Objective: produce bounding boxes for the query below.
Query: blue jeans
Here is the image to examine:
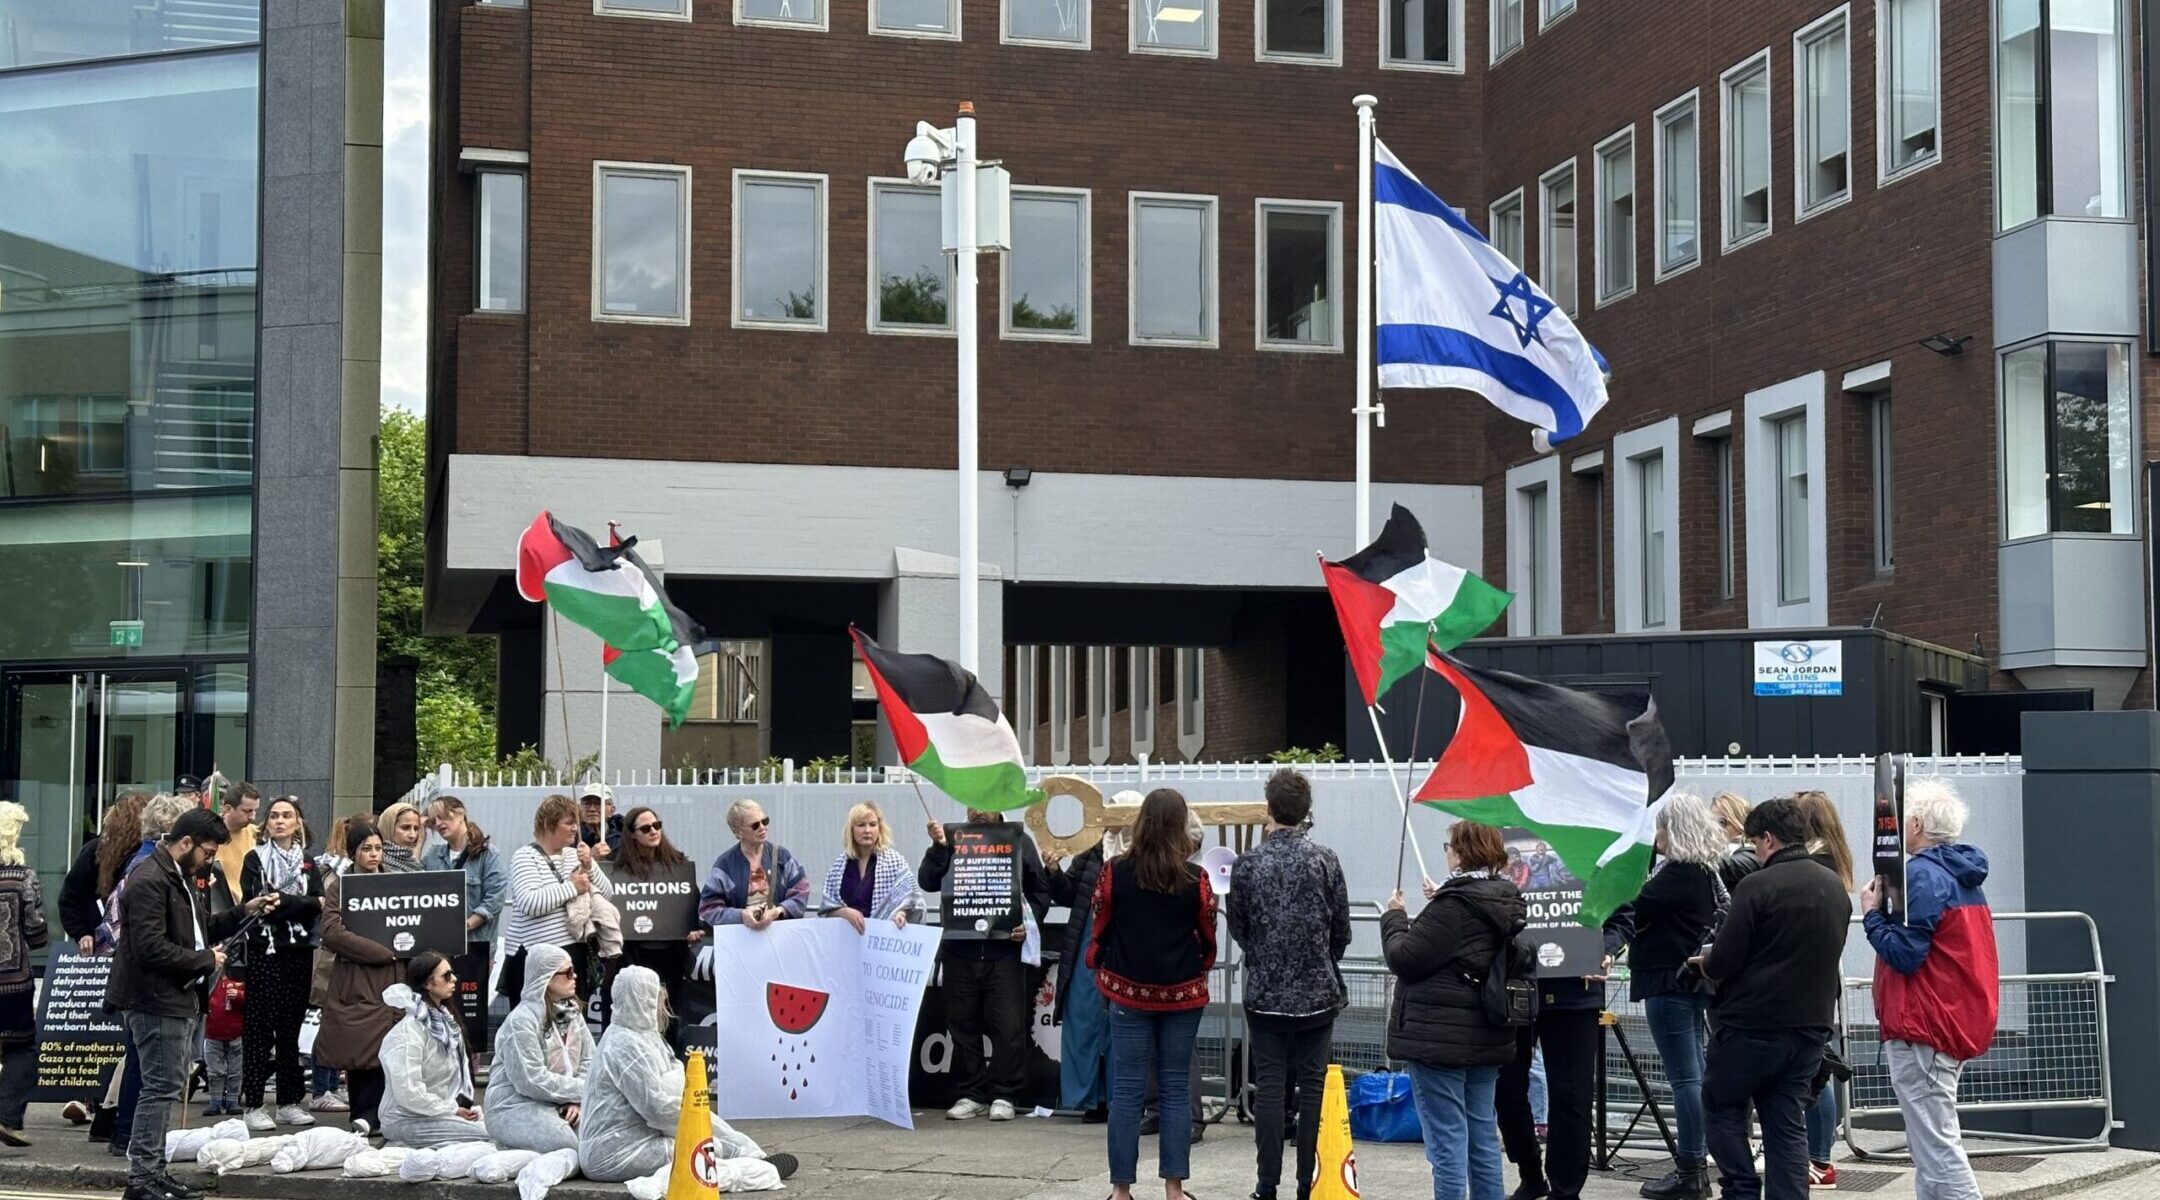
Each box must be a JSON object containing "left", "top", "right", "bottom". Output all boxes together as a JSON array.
[
  {"left": 1108, "top": 1003, "right": 1202, "bottom": 1186},
  {"left": 123, "top": 1012, "right": 198, "bottom": 1186},
  {"left": 1807, "top": 1073, "right": 1838, "bottom": 1162},
  {"left": 1407, "top": 1063, "right": 1504, "bottom": 1200},
  {"left": 1644, "top": 993, "right": 1709, "bottom": 1159},
  {"left": 1528, "top": 1047, "right": 1548, "bottom": 1125}
]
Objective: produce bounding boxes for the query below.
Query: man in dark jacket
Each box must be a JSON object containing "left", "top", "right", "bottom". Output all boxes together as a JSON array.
[
  {"left": 921, "top": 810, "right": 1051, "bottom": 1122},
  {"left": 1227, "top": 769, "right": 1351, "bottom": 1200},
  {"left": 108, "top": 809, "right": 276, "bottom": 1200},
  {"left": 1699, "top": 797, "right": 1852, "bottom": 1200}
]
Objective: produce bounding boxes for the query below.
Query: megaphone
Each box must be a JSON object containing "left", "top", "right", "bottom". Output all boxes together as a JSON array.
[{"left": 1200, "top": 845, "right": 1238, "bottom": 895}]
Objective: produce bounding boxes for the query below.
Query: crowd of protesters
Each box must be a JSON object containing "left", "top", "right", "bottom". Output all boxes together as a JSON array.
[{"left": 2, "top": 763, "right": 2001, "bottom": 1200}]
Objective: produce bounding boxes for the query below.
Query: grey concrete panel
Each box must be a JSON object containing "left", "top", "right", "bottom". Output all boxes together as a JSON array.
[
  {"left": 252, "top": 625, "right": 340, "bottom": 769},
  {"left": 256, "top": 323, "right": 343, "bottom": 479},
  {"left": 1998, "top": 535, "right": 2148, "bottom": 668},
  {"left": 308, "top": 26, "right": 347, "bottom": 177},
  {"left": 261, "top": 27, "right": 316, "bottom": 181},
  {"left": 259, "top": 173, "right": 329, "bottom": 324},
  {"left": 252, "top": 474, "right": 338, "bottom": 629},
  {"left": 1994, "top": 219, "right": 2142, "bottom": 347},
  {"left": 266, "top": 0, "right": 346, "bottom": 29}
]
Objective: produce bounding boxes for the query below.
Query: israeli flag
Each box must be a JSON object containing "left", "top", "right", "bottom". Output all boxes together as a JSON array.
[{"left": 1375, "top": 139, "right": 1610, "bottom": 445}]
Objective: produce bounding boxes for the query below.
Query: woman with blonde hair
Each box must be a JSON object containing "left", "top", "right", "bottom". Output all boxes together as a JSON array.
[
  {"left": 0, "top": 803, "right": 48, "bottom": 1144},
  {"left": 820, "top": 802, "right": 920, "bottom": 934},
  {"left": 378, "top": 801, "right": 428, "bottom": 873},
  {"left": 1709, "top": 793, "right": 1760, "bottom": 891},
  {"left": 1793, "top": 789, "right": 1858, "bottom": 1187},
  {"left": 1629, "top": 795, "right": 1730, "bottom": 1200},
  {"left": 499, "top": 794, "right": 612, "bottom": 1003}
]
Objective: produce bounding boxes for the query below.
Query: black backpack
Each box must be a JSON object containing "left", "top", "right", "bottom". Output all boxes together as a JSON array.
[{"left": 1450, "top": 891, "right": 1539, "bottom": 1027}]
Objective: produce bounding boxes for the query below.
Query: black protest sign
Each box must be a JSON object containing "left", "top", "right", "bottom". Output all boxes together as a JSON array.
[
  {"left": 1504, "top": 829, "right": 1606, "bottom": 978},
  {"left": 940, "top": 824, "right": 1023, "bottom": 940},
  {"left": 1873, "top": 753, "right": 1909, "bottom": 923},
  {"left": 32, "top": 951, "right": 126, "bottom": 1101},
  {"left": 612, "top": 861, "right": 700, "bottom": 941},
  {"left": 340, "top": 869, "right": 468, "bottom": 957}
]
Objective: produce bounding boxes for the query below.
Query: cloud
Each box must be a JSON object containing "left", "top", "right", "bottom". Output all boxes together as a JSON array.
[{"left": 380, "top": 0, "right": 430, "bottom": 413}]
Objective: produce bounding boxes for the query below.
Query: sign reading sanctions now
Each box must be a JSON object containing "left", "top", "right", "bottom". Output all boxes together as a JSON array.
[{"left": 341, "top": 870, "right": 468, "bottom": 957}]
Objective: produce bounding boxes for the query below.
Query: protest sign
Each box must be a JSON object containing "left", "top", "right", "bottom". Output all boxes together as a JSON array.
[
  {"left": 940, "top": 823, "right": 1022, "bottom": 940},
  {"left": 340, "top": 869, "right": 467, "bottom": 957},
  {"left": 1503, "top": 829, "right": 1605, "bottom": 977},
  {"left": 32, "top": 951, "right": 126, "bottom": 1101},
  {"left": 710, "top": 919, "right": 941, "bottom": 1128},
  {"left": 1872, "top": 753, "right": 1908, "bottom": 922},
  {"left": 611, "top": 861, "right": 700, "bottom": 940}
]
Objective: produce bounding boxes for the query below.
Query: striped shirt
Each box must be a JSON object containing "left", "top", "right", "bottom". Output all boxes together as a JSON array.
[{"left": 499, "top": 844, "right": 613, "bottom": 952}]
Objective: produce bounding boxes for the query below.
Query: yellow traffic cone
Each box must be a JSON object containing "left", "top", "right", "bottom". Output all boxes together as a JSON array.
[
  {"left": 666, "top": 1050, "right": 721, "bottom": 1200},
  {"left": 1308, "top": 1064, "right": 1360, "bottom": 1200}
]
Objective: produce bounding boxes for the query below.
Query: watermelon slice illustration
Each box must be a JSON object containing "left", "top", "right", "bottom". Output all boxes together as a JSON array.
[{"left": 767, "top": 982, "right": 829, "bottom": 1035}]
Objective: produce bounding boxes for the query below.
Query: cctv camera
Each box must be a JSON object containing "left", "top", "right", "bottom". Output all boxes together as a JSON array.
[{"left": 905, "top": 132, "right": 944, "bottom": 185}]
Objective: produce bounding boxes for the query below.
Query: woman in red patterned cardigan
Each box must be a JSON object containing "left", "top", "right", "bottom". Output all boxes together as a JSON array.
[{"left": 1089, "top": 789, "right": 1216, "bottom": 1200}]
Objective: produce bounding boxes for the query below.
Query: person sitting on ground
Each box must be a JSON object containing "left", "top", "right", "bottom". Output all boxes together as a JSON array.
[
  {"left": 576, "top": 966, "right": 794, "bottom": 1187},
  {"left": 484, "top": 943, "right": 591, "bottom": 1153},
  {"left": 378, "top": 951, "right": 486, "bottom": 1149},
  {"left": 819, "top": 802, "right": 921, "bottom": 933}
]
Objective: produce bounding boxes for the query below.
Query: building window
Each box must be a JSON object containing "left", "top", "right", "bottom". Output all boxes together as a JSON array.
[
  {"left": 869, "top": 180, "right": 952, "bottom": 334},
  {"left": 733, "top": 171, "right": 825, "bottom": 329},
  {"left": 1538, "top": 161, "right": 1577, "bottom": 315},
  {"left": 592, "top": 162, "right": 689, "bottom": 324},
  {"left": 875, "top": 0, "right": 959, "bottom": 36},
  {"left": 1593, "top": 128, "right": 1635, "bottom": 305},
  {"left": 1133, "top": 0, "right": 1216, "bottom": 54},
  {"left": 1489, "top": 189, "right": 1525, "bottom": 266},
  {"left": 1085, "top": 646, "right": 1114, "bottom": 764},
  {"left": 740, "top": 0, "right": 825, "bottom": 29},
  {"left": 1006, "top": 0, "right": 1087, "bottom": 44},
  {"left": 1048, "top": 645, "right": 1073, "bottom": 765},
  {"left": 691, "top": 641, "right": 766, "bottom": 721},
  {"left": 1744, "top": 375, "right": 1825, "bottom": 626},
  {"left": 1174, "top": 647, "right": 1206, "bottom": 759},
  {"left": 1997, "top": 0, "right": 2127, "bottom": 230},
  {"left": 1774, "top": 413, "right": 1810, "bottom": 604},
  {"left": 1010, "top": 646, "right": 1038, "bottom": 764},
  {"left": 1878, "top": 0, "right": 1939, "bottom": 180},
  {"left": 1003, "top": 188, "right": 1089, "bottom": 340},
  {"left": 1636, "top": 455, "right": 1667, "bottom": 627},
  {"left": 1870, "top": 393, "right": 1894, "bottom": 571},
  {"left": 1490, "top": 0, "right": 1522, "bottom": 60},
  {"left": 476, "top": 170, "right": 526, "bottom": 313},
  {"left": 1256, "top": 201, "right": 1341, "bottom": 351},
  {"left": 1795, "top": 9, "right": 1851, "bottom": 217},
  {"left": 1259, "top": 0, "right": 1336, "bottom": 61},
  {"left": 1129, "top": 647, "right": 1158, "bottom": 756},
  {"left": 1130, "top": 193, "right": 1218, "bottom": 346},
  {"left": 1539, "top": 0, "right": 1573, "bottom": 26},
  {"left": 598, "top": 0, "right": 690, "bottom": 19},
  {"left": 1616, "top": 420, "right": 1678, "bottom": 633},
  {"left": 1654, "top": 92, "right": 1700, "bottom": 277},
  {"left": 1712, "top": 434, "right": 1734, "bottom": 600},
  {"left": 1589, "top": 470, "right": 1607, "bottom": 622},
  {"left": 2001, "top": 341, "right": 2135, "bottom": 538},
  {"left": 1385, "top": 0, "right": 1458, "bottom": 69},
  {"left": 1721, "top": 52, "right": 1772, "bottom": 249}
]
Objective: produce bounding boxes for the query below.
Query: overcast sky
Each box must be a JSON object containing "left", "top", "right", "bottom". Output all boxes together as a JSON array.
[{"left": 381, "top": 0, "right": 428, "bottom": 412}]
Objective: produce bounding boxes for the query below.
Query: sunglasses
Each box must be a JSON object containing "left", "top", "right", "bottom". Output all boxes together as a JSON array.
[
  {"left": 553, "top": 966, "right": 576, "bottom": 979},
  {"left": 746, "top": 818, "right": 771, "bottom": 831},
  {"left": 635, "top": 821, "right": 663, "bottom": 834}
]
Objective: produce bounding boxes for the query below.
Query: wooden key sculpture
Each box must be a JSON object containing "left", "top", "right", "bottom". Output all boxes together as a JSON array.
[{"left": 1022, "top": 774, "right": 1272, "bottom": 862}]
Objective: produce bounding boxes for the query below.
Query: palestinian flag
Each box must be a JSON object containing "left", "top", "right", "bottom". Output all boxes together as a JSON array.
[
  {"left": 600, "top": 529, "right": 704, "bottom": 728},
  {"left": 850, "top": 628, "right": 1039, "bottom": 812},
  {"left": 1322, "top": 504, "right": 1510, "bottom": 707},
  {"left": 1415, "top": 653, "right": 1673, "bottom": 926},
  {"left": 516, "top": 512, "right": 673, "bottom": 652}
]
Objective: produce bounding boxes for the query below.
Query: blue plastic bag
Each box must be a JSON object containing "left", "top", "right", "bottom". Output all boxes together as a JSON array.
[{"left": 1346, "top": 1070, "right": 1422, "bottom": 1142}]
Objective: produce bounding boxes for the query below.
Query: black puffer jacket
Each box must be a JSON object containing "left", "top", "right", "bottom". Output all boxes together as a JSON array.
[
  {"left": 1044, "top": 844, "right": 1107, "bottom": 1023},
  {"left": 1381, "top": 875, "right": 1527, "bottom": 1069}
]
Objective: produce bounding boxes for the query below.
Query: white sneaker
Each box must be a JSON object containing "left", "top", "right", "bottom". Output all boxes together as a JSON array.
[
  {"left": 945, "top": 1098, "right": 988, "bottom": 1120},
  {"left": 352, "top": 1118, "right": 372, "bottom": 1138},
  {"left": 243, "top": 1105, "right": 277, "bottom": 1132},
  {"left": 988, "top": 1099, "right": 1016, "bottom": 1122},
  {"left": 275, "top": 1104, "right": 317, "bottom": 1127},
  {"left": 306, "top": 1092, "right": 348, "bottom": 1112}
]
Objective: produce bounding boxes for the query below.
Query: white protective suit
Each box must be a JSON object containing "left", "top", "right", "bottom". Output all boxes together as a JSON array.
[
  {"left": 576, "top": 966, "right": 766, "bottom": 1183},
  {"left": 379, "top": 983, "right": 490, "bottom": 1148},
  {"left": 485, "top": 942, "right": 593, "bottom": 1153}
]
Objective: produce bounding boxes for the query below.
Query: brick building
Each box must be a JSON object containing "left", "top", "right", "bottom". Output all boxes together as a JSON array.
[{"left": 424, "top": 0, "right": 2154, "bottom": 771}]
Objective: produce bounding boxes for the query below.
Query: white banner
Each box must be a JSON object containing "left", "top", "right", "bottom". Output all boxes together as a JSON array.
[
  {"left": 710, "top": 919, "right": 940, "bottom": 1129},
  {"left": 1753, "top": 638, "right": 1844, "bottom": 696}
]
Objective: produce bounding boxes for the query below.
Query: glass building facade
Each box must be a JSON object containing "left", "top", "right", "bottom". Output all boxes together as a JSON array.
[{"left": 0, "top": 3, "right": 261, "bottom": 895}]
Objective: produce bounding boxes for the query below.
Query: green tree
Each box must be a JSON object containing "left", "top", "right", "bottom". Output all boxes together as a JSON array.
[
  {"left": 1010, "top": 294, "right": 1078, "bottom": 332},
  {"left": 878, "top": 270, "right": 949, "bottom": 326}
]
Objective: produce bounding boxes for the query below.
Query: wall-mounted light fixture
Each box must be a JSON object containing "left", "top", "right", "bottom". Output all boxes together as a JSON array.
[
  {"left": 1917, "top": 333, "right": 1970, "bottom": 356},
  {"left": 1003, "top": 467, "right": 1033, "bottom": 489}
]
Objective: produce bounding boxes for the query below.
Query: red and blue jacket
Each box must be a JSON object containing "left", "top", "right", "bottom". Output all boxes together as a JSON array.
[{"left": 1865, "top": 843, "right": 1999, "bottom": 1061}]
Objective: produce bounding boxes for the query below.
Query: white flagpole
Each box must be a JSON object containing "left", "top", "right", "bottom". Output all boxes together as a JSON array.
[
  {"left": 599, "top": 672, "right": 610, "bottom": 784},
  {"left": 1366, "top": 706, "right": 1433, "bottom": 887},
  {"left": 1354, "top": 94, "right": 1378, "bottom": 548}
]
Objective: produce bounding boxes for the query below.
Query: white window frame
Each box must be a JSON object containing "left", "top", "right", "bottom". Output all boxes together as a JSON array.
[
  {"left": 1254, "top": 198, "right": 1343, "bottom": 353},
  {"left": 1048, "top": 645, "right": 1074, "bottom": 766},
  {"left": 1255, "top": 0, "right": 1341, "bottom": 63},
  {"left": 871, "top": 0, "right": 961, "bottom": 38},
  {"left": 1538, "top": 0, "right": 1573, "bottom": 30},
  {"left": 1085, "top": 646, "right": 1115, "bottom": 764},
  {"left": 1593, "top": 125, "right": 1636, "bottom": 307},
  {"left": 737, "top": 0, "right": 827, "bottom": 31},
  {"left": 1129, "top": 647, "right": 1158, "bottom": 757},
  {"left": 591, "top": 161, "right": 691, "bottom": 326},
  {"left": 1613, "top": 417, "right": 1681, "bottom": 633},
  {"left": 1128, "top": 192, "right": 1219, "bottom": 348},
  {"left": 1506, "top": 455, "right": 1563, "bottom": 635},
  {"left": 1010, "top": 646, "right": 1038, "bottom": 764},
  {"left": 596, "top": 0, "right": 690, "bottom": 21},
  {"left": 1792, "top": 6, "right": 1853, "bottom": 221},
  {"left": 1131, "top": 0, "right": 1218, "bottom": 56},
  {"left": 1743, "top": 371, "right": 1829, "bottom": 627},
  {"left": 1720, "top": 49, "right": 1774, "bottom": 253},
  {"left": 1537, "top": 158, "right": 1577, "bottom": 316},
  {"left": 731, "top": 169, "right": 828, "bottom": 332},
  {"left": 1174, "top": 647, "right": 1206, "bottom": 759},
  {"left": 475, "top": 168, "right": 527, "bottom": 314},
  {"left": 1380, "top": 0, "right": 1463, "bottom": 72},
  {"left": 1489, "top": 0, "right": 1522, "bottom": 62},
  {"left": 1694, "top": 411, "right": 1735, "bottom": 602},
  {"left": 866, "top": 177, "right": 956, "bottom": 337},
  {"left": 1000, "top": 186, "right": 1091, "bottom": 342},
  {"left": 1487, "top": 187, "right": 1525, "bottom": 267},
  {"left": 1875, "top": 0, "right": 1941, "bottom": 184},
  {"left": 1002, "top": 0, "right": 1089, "bottom": 46},
  {"left": 1652, "top": 90, "right": 1701, "bottom": 280}
]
